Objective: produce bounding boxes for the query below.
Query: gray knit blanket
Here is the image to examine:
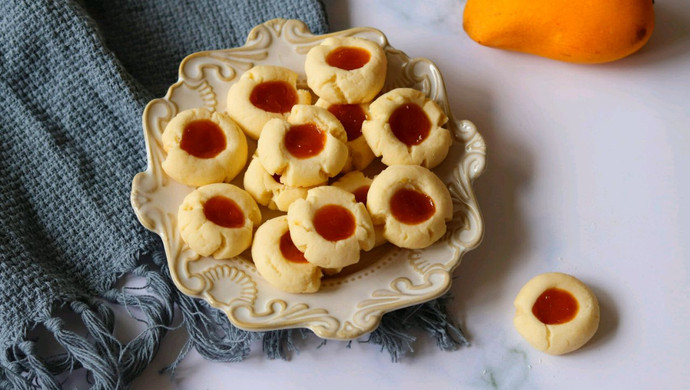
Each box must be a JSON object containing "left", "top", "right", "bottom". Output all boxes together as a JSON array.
[{"left": 0, "top": 1, "right": 467, "bottom": 388}]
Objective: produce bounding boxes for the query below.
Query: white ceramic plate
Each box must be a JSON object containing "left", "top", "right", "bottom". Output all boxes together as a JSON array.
[{"left": 130, "top": 19, "right": 486, "bottom": 340}]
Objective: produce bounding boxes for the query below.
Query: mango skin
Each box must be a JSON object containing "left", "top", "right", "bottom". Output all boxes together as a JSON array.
[{"left": 463, "top": 0, "right": 655, "bottom": 64}]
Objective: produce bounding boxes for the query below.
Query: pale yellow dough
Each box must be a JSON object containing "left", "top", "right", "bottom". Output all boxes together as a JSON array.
[
  {"left": 287, "top": 186, "right": 375, "bottom": 269},
  {"left": 332, "top": 172, "right": 386, "bottom": 247},
  {"left": 251, "top": 216, "right": 322, "bottom": 293},
  {"left": 243, "top": 157, "right": 309, "bottom": 212},
  {"left": 367, "top": 165, "right": 452, "bottom": 249},
  {"left": 362, "top": 88, "right": 451, "bottom": 169},
  {"left": 225, "top": 65, "right": 311, "bottom": 140},
  {"left": 305, "top": 37, "right": 387, "bottom": 104},
  {"left": 257, "top": 104, "right": 348, "bottom": 187},
  {"left": 162, "top": 108, "right": 248, "bottom": 187},
  {"left": 178, "top": 183, "right": 261, "bottom": 259},
  {"left": 315, "top": 98, "right": 375, "bottom": 172},
  {"left": 514, "top": 272, "right": 600, "bottom": 355}
]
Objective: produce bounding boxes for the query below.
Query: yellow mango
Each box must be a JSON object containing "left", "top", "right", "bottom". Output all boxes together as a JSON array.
[{"left": 463, "top": 0, "right": 655, "bottom": 64}]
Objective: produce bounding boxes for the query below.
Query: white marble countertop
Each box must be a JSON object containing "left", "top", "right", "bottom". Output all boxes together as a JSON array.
[{"left": 128, "top": 1, "right": 690, "bottom": 388}]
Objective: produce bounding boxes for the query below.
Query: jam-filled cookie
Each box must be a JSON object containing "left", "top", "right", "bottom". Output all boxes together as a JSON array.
[
  {"left": 243, "top": 157, "right": 309, "bottom": 212},
  {"left": 162, "top": 108, "right": 248, "bottom": 186},
  {"left": 305, "top": 37, "right": 387, "bottom": 104},
  {"left": 315, "top": 98, "right": 375, "bottom": 172},
  {"left": 367, "top": 165, "right": 452, "bottom": 249},
  {"left": 287, "top": 186, "right": 375, "bottom": 269},
  {"left": 332, "top": 171, "right": 387, "bottom": 247},
  {"left": 252, "top": 216, "right": 322, "bottom": 293},
  {"left": 178, "top": 183, "right": 261, "bottom": 259},
  {"left": 514, "top": 272, "right": 600, "bottom": 355},
  {"left": 226, "top": 65, "right": 311, "bottom": 140},
  {"left": 257, "top": 104, "right": 348, "bottom": 187},
  {"left": 362, "top": 88, "right": 451, "bottom": 169}
]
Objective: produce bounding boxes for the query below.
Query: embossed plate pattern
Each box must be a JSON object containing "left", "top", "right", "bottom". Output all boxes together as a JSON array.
[{"left": 131, "top": 19, "right": 486, "bottom": 340}]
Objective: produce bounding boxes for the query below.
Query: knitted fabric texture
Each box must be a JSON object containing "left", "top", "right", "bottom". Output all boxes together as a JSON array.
[{"left": 0, "top": 1, "right": 468, "bottom": 387}]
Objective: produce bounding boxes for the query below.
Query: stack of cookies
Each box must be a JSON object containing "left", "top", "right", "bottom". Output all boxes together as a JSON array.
[{"left": 162, "top": 36, "right": 455, "bottom": 293}]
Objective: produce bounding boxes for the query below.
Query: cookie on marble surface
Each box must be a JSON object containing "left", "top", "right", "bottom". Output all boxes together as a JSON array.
[
  {"left": 305, "top": 37, "right": 387, "bottom": 104},
  {"left": 362, "top": 88, "right": 451, "bottom": 169},
  {"left": 226, "top": 65, "right": 311, "bottom": 140},
  {"left": 315, "top": 98, "right": 375, "bottom": 172},
  {"left": 514, "top": 272, "right": 600, "bottom": 355},
  {"left": 257, "top": 104, "right": 348, "bottom": 187},
  {"left": 243, "top": 157, "right": 309, "bottom": 212},
  {"left": 367, "top": 165, "right": 452, "bottom": 249},
  {"left": 178, "top": 183, "right": 261, "bottom": 259},
  {"left": 252, "top": 216, "right": 322, "bottom": 293},
  {"left": 162, "top": 108, "right": 247, "bottom": 186},
  {"left": 287, "top": 186, "right": 375, "bottom": 269}
]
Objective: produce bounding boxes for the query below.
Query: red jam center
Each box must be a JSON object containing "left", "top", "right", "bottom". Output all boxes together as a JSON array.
[
  {"left": 327, "top": 104, "right": 367, "bottom": 141},
  {"left": 203, "top": 196, "right": 245, "bottom": 228},
  {"left": 390, "top": 188, "right": 435, "bottom": 225},
  {"left": 532, "top": 288, "right": 579, "bottom": 325},
  {"left": 352, "top": 185, "right": 370, "bottom": 204},
  {"left": 313, "top": 204, "right": 356, "bottom": 241},
  {"left": 326, "top": 46, "right": 371, "bottom": 70},
  {"left": 389, "top": 103, "right": 431, "bottom": 146},
  {"left": 249, "top": 80, "right": 298, "bottom": 113},
  {"left": 284, "top": 123, "right": 326, "bottom": 159},
  {"left": 279, "top": 231, "right": 308, "bottom": 263},
  {"left": 179, "top": 119, "right": 226, "bottom": 159}
]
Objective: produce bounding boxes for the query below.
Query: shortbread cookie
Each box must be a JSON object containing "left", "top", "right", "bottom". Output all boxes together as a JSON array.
[
  {"left": 362, "top": 88, "right": 451, "bottom": 169},
  {"left": 178, "top": 183, "right": 261, "bottom": 259},
  {"left": 287, "top": 186, "right": 375, "bottom": 269},
  {"left": 315, "top": 98, "right": 375, "bottom": 172},
  {"left": 305, "top": 37, "right": 387, "bottom": 104},
  {"left": 332, "top": 172, "right": 387, "bottom": 247},
  {"left": 514, "top": 272, "right": 600, "bottom": 355},
  {"left": 243, "top": 157, "right": 309, "bottom": 212},
  {"left": 226, "top": 65, "right": 311, "bottom": 139},
  {"left": 252, "top": 216, "right": 322, "bottom": 293},
  {"left": 162, "top": 108, "right": 248, "bottom": 186},
  {"left": 257, "top": 104, "right": 348, "bottom": 187},
  {"left": 367, "top": 165, "right": 452, "bottom": 249}
]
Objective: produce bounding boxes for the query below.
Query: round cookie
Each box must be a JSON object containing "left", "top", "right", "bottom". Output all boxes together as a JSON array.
[
  {"left": 305, "top": 36, "right": 387, "bottom": 104},
  {"left": 367, "top": 165, "right": 452, "bottom": 249},
  {"left": 178, "top": 183, "right": 261, "bottom": 259},
  {"left": 315, "top": 98, "right": 375, "bottom": 172},
  {"left": 252, "top": 216, "right": 322, "bottom": 293},
  {"left": 226, "top": 65, "right": 311, "bottom": 140},
  {"left": 162, "top": 108, "right": 248, "bottom": 186},
  {"left": 362, "top": 88, "right": 451, "bottom": 169},
  {"left": 243, "top": 157, "right": 309, "bottom": 212},
  {"left": 332, "top": 171, "right": 387, "bottom": 247},
  {"left": 257, "top": 104, "right": 348, "bottom": 187},
  {"left": 287, "top": 186, "right": 375, "bottom": 269},
  {"left": 514, "top": 272, "right": 600, "bottom": 355}
]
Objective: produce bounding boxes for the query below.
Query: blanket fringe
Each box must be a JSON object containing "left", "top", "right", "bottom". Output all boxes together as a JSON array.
[{"left": 1, "top": 248, "right": 470, "bottom": 387}]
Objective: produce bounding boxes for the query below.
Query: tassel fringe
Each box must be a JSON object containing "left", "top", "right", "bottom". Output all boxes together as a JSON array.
[{"left": 0, "top": 248, "right": 469, "bottom": 387}]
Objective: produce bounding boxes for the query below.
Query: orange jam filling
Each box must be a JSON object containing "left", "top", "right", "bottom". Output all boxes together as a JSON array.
[
  {"left": 326, "top": 46, "right": 371, "bottom": 70},
  {"left": 390, "top": 188, "right": 435, "bottom": 225},
  {"left": 327, "top": 104, "right": 367, "bottom": 141},
  {"left": 249, "top": 80, "right": 297, "bottom": 113},
  {"left": 179, "top": 119, "right": 226, "bottom": 158},
  {"left": 352, "top": 185, "right": 370, "bottom": 204},
  {"left": 284, "top": 123, "right": 326, "bottom": 159},
  {"left": 313, "top": 204, "right": 356, "bottom": 241},
  {"left": 279, "top": 231, "right": 308, "bottom": 263},
  {"left": 389, "top": 103, "right": 431, "bottom": 146},
  {"left": 532, "top": 288, "right": 579, "bottom": 325},
  {"left": 203, "top": 196, "right": 245, "bottom": 228}
]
